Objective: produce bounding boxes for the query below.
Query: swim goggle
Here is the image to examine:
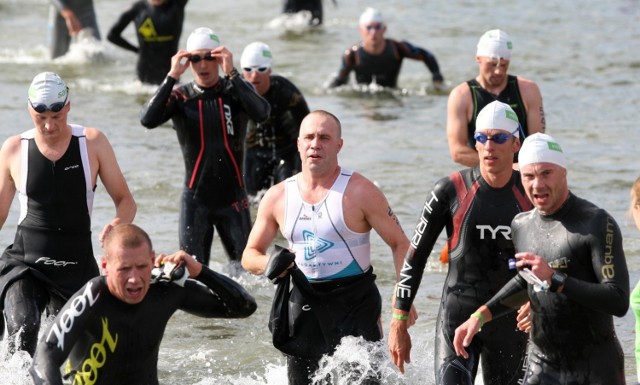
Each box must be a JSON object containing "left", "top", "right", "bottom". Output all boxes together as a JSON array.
[
  {"left": 474, "top": 127, "right": 520, "bottom": 144},
  {"left": 365, "top": 24, "right": 384, "bottom": 31},
  {"left": 28, "top": 90, "right": 69, "bottom": 113},
  {"left": 242, "top": 66, "right": 269, "bottom": 73},
  {"left": 189, "top": 53, "right": 216, "bottom": 63}
]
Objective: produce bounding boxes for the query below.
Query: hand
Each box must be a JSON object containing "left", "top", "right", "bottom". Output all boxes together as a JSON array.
[
  {"left": 168, "top": 50, "right": 192, "bottom": 79},
  {"left": 156, "top": 250, "right": 202, "bottom": 278},
  {"left": 388, "top": 316, "right": 412, "bottom": 374},
  {"left": 408, "top": 305, "right": 418, "bottom": 327},
  {"left": 210, "top": 46, "right": 234, "bottom": 75},
  {"left": 516, "top": 301, "right": 532, "bottom": 333},
  {"left": 515, "top": 252, "right": 554, "bottom": 283},
  {"left": 452, "top": 317, "right": 481, "bottom": 359},
  {"left": 98, "top": 219, "right": 120, "bottom": 248}
]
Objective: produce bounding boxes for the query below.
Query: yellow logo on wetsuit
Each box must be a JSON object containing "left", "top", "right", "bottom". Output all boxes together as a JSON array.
[
  {"left": 138, "top": 18, "right": 174, "bottom": 42},
  {"left": 67, "top": 317, "right": 119, "bottom": 385}
]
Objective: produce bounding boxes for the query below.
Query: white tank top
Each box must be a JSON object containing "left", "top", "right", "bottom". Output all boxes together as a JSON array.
[{"left": 282, "top": 168, "right": 371, "bottom": 280}]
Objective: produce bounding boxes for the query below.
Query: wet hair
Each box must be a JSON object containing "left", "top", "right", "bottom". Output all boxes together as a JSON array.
[
  {"left": 103, "top": 224, "right": 153, "bottom": 258},
  {"left": 306, "top": 110, "right": 342, "bottom": 137}
]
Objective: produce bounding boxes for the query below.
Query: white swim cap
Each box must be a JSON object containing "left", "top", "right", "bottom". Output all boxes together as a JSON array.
[
  {"left": 28, "top": 72, "right": 69, "bottom": 106},
  {"left": 359, "top": 7, "right": 384, "bottom": 25},
  {"left": 476, "top": 29, "right": 512, "bottom": 60},
  {"left": 241, "top": 42, "right": 273, "bottom": 69},
  {"left": 186, "top": 27, "right": 221, "bottom": 52},
  {"left": 518, "top": 133, "right": 567, "bottom": 169},
  {"left": 475, "top": 101, "right": 519, "bottom": 137}
]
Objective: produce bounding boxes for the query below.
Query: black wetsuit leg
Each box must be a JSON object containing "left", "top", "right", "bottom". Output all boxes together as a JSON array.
[
  {"left": 435, "top": 304, "right": 526, "bottom": 385},
  {"left": 287, "top": 355, "right": 321, "bottom": 385},
  {"left": 179, "top": 189, "right": 214, "bottom": 266},
  {"left": 212, "top": 193, "right": 251, "bottom": 264},
  {"left": 282, "top": 0, "right": 323, "bottom": 24},
  {"left": 243, "top": 149, "right": 274, "bottom": 196},
  {"left": 3, "top": 277, "right": 50, "bottom": 355}
]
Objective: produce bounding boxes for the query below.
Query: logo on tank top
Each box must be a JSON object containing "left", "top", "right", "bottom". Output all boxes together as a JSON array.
[{"left": 302, "top": 230, "right": 334, "bottom": 260}]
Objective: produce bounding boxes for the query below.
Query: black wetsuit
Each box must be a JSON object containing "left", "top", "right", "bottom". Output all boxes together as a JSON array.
[
  {"left": 274, "top": 268, "right": 382, "bottom": 385},
  {"left": 0, "top": 126, "right": 98, "bottom": 355},
  {"left": 394, "top": 167, "right": 532, "bottom": 385},
  {"left": 466, "top": 75, "right": 528, "bottom": 161},
  {"left": 140, "top": 76, "right": 270, "bottom": 265},
  {"left": 329, "top": 39, "right": 444, "bottom": 88},
  {"left": 107, "top": 0, "right": 187, "bottom": 85},
  {"left": 283, "top": 0, "right": 323, "bottom": 25},
  {"left": 49, "top": 0, "right": 101, "bottom": 59},
  {"left": 29, "top": 266, "right": 257, "bottom": 385},
  {"left": 243, "top": 75, "right": 309, "bottom": 196},
  {"left": 485, "top": 193, "right": 629, "bottom": 385}
]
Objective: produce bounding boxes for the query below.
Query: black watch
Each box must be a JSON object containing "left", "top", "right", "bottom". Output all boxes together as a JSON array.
[{"left": 549, "top": 271, "right": 567, "bottom": 292}]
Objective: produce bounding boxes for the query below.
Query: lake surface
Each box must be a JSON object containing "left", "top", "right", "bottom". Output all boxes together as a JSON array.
[{"left": 0, "top": 0, "right": 639, "bottom": 383}]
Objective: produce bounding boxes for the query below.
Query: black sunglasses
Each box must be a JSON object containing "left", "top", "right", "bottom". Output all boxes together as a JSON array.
[
  {"left": 474, "top": 127, "right": 520, "bottom": 144},
  {"left": 28, "top": 88, "right": 69, "bottom": 113},
  {"left": 189, "top": 53, "right": 216, "bottom": 63},
  {"left": 242, "top": 67, "right": 269, "bottom": 73}
]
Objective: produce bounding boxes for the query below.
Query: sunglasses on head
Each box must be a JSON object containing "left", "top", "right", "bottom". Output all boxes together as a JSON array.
[
  {"left": 29, "top": 89, "right": 69, "bottom": 113},
  {"left": 474, "top": 127, "right": 520, "bottom": 144},
  {"left": 242, "top": 67, "right": 269, "bottom": 73},
  {"left": 189, "top": 53, "right": 216, "bottom": 63},
  {"left": 365, "top": 24, "right": 384, "bottom": 31}
]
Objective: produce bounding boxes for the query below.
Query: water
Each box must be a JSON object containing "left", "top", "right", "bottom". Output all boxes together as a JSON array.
[{"left": 0, "top": 0, "right": 639, "bottom": 383}]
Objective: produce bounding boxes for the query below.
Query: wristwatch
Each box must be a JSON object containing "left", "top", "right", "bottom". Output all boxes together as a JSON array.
[{"left": 549, "top": 271, "right": 567, "bottom": 292}]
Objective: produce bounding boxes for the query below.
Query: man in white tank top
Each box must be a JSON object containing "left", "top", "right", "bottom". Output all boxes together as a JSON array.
[{"left": 242, "top": 110, "right": 415, "bottom": 385}]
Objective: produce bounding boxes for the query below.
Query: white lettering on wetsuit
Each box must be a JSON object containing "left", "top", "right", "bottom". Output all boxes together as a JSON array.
[
  {"left": 396, "top": 260, "right": 413, "bottom": 299},
  {"left": 476, "top": 225, "right": 512, "bottom": 240},
  {"left": 224, "top": 104, "right": 234, "bottom": 135},
  {"left": 602, "top": 216, "right": 615, "bottom": 279},
  {"left": 71, "top": 317, "right": 118, "bottom": 385},
  {"left": 35, "top": 257, "right": 78, "bottom": 267},
  {"left": 411, "top": 191, "right": 438, "bottom": 248},
  {"left": 47, "top": 282, "right": 100, "bottom": 351}
]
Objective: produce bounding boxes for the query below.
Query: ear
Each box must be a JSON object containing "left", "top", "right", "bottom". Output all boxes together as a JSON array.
[
  {"left": 100, "top": 255, "right": 108, "bottom": 274},
  {"left": 513, "top": 137, "right": 522, "bottom": 153}
]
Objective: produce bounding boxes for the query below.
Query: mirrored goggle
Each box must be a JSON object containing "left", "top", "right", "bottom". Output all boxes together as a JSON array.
[
  {"left": 474, "top": 127, "right": 520, "bottom": 144},
  {"left": 29, "top": 92, "right": 68, "bottom": 113},
  {"left": 189, "top": 53, "right": 216, "bottom": 63},
  {"left": 242, "top": 67, "right": 269, "bottom": 73}
]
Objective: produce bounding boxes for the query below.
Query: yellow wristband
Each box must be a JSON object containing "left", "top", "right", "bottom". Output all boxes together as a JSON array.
[
  {"left": 392, "top": 313, "right": 409, "bottom": 321},
  {"left": 470, "top": 312, "right": 484, "bottom": 329}
]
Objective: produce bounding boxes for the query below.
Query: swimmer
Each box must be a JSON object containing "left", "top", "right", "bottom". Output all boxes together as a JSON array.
[
  {"left": 446, "top": 29, "right": 545, "bottom": 167},
  {"left": 453, "top": 133, "right": 629, "bottom": 385},
  {"left": 30, "top": 223, "right": 256, "bottom": 384}
]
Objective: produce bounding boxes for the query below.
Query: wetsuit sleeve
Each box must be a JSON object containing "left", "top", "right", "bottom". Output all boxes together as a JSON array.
[
  {"left": 328, "top": 47, "right": 355, "bottom": 88},
  {"left": 224, "top": 76, "right": 270, "bottom": 123},
  {"left": 106, "top": 3, "right": 139, "bottom": 53},
  {"left": 561, "top": 213, "right": 630, "bottom": 317},
  {"left": 30, "top": 280, "right": 104, "bottom": 385},
  {"left": 397, "top": 40, "right": 444, "bottom": 82},
  {"left": 485, "top": 274, "right": 529, "bottom": 319},
  {"left": 139, "top": 76, "right": 179, "bottom": 128},
  {"left": 394, "top": 177, "right": 452, "bottom": 312},
  {"left": 180, "top": 265, "right": 257, "bottom": 318}
]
